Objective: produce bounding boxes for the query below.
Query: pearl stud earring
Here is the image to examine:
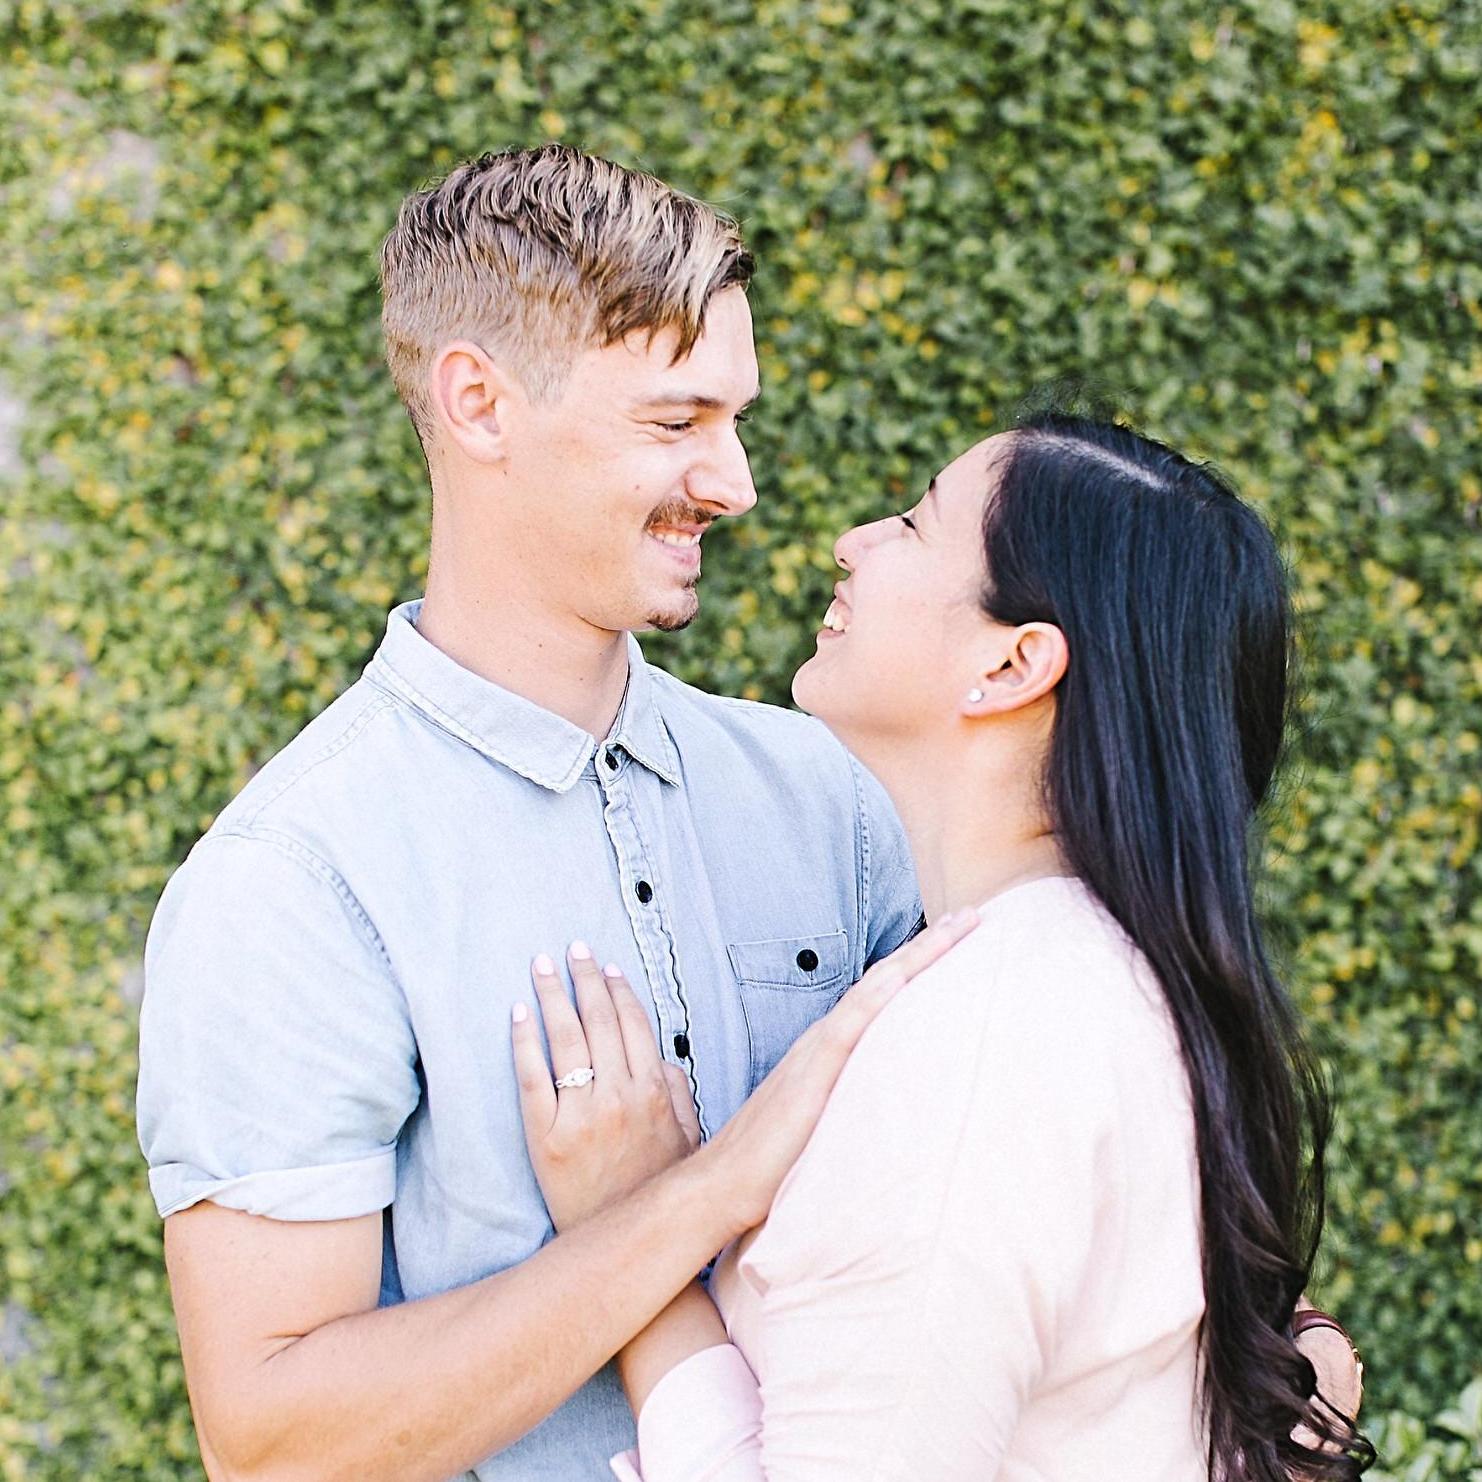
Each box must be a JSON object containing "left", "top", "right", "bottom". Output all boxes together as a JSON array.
[{"left": 966, "top": 688, "right": 984, "bottom": 703}]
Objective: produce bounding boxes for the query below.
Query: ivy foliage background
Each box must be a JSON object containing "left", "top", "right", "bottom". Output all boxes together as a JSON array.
[{"left": 1, "top": 0, "right": 1479, "bottom": 1475}]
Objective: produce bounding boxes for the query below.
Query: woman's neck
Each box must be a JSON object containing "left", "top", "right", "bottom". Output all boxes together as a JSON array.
[{"left": 870, "top": 736, "right": 1070, "bottom": 924}]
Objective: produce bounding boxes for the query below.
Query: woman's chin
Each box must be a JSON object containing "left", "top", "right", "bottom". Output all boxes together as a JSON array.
[
  {"left": 789, "top": 651, "right": 829, "bottom": 717},
  {"left": 791, "top": 657, "right": 861, "bottom": 748}
]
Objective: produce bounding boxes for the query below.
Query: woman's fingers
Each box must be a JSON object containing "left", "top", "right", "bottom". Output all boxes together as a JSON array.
[
  {"left": 566, "top": 943, "right": 630, "bottom": 1082},
  {"left": 661, "top": 1061, "right": 702, "bottom": 1150},
  {"left": 511, "top": 1001, "right": 556, "bottom": 1134},
  {"left": 865, "top": 909, "right": 981, "bottom": 995},
  {"left": 602, "top": 962, "right": 665, "bottom": 1079},
  {"left": 531, "top": 951, "right": 593, "bottom": 1084},
  {"left": 822, "top": 909, "right": 979, "bottom": 1052}
]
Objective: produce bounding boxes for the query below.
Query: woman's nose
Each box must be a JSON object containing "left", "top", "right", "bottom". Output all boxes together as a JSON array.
[{"left": 833, "top": 515, "right": 892, "bottom": 571}]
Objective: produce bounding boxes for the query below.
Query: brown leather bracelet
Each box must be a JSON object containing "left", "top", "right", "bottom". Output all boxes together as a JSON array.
[{"left": 1291, "top": 1308, "right": 1356, "bottom": 1347}]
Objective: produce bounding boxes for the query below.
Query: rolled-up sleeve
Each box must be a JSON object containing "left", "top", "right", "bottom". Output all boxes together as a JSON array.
[
  {"left": 136, "top": 829, "right": 420, "bottom": 1221},
  {"left": 610, "top": 1344, "right": 763, "bottom": 1481}
]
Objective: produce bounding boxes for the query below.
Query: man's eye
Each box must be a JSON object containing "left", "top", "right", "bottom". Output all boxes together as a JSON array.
[{"left": 657, "top": 421, "right": 693, "bottom": 434}]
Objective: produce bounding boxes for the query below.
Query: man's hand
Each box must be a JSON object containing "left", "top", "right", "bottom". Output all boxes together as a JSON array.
[{"left": 514, "top": 943, "right": 701, "bottom": 1230}]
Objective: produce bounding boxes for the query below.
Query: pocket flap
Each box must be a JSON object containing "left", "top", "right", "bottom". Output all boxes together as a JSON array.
[{"left": 726, "top": 929, "right": 849, "bottom": 989}]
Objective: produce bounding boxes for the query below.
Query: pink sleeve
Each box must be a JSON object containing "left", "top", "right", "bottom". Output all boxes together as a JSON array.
[
  {"left": 625, "top": 935, "right": 1114, "bottom": 1479},
  {"left": 610, "top": 1342, "right": 764, "bottom": 1481}
]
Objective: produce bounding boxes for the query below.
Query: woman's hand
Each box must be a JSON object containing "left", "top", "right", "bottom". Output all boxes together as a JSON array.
[
  {"left": 512, "top": 912, "right": 979, "bottom": 1241},
  {"left": 697, "top": 909, "right": 978, "bottom": 1237},
  {"left": 512, "top": 943, "right": 701, "bottom": 1231}
]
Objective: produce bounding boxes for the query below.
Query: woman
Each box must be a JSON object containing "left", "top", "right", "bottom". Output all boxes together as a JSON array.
[{"left": 517, "top": 410, "right": 1368, "bottom": 1479}]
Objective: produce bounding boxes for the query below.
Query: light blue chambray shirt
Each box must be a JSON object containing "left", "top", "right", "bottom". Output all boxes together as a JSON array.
[{"left": 137, "top": 599, "right": 920, "bottom": 1480}]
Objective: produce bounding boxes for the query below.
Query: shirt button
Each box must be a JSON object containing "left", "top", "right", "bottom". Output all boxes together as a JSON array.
[
  {"left": 673, "top": 1032, "right": 691, "bottom": 1058},
  {"left": 796, "top": 948, "right": 820, "bottom": 972},
  {"left": 604, "top": 749, "right": 618, "bottom": 770},
  {"left": 635, "top": 880, "right": 653, "bottom": 904}
]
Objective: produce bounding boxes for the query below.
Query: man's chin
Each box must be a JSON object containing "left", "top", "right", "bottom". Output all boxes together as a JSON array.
[{"left": 643, "top": 590, "right": 701, "bottom": 634}]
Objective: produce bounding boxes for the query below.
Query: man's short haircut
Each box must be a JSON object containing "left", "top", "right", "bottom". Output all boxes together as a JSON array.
[{"left": 379, "top": 143, "right": 755, "bottom": 443}]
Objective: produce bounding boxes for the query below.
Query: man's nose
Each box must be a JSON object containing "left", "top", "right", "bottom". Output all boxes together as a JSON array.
[{"left": 690, "top": 427, "right": 758, "bottom": 517}]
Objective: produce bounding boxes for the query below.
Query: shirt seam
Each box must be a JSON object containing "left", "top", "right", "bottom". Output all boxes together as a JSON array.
[
  {"left": 208, "top": 825, "right": 406, "bottom": 999},
  {"left": 235, "top": 689, "right": 399, "bottom": 827},
  {"left": 848, "top": 753, "right": 871, "bottom": 979},
  {"left": 618, "top": 779, "right": 707, "bottom": 1133}
]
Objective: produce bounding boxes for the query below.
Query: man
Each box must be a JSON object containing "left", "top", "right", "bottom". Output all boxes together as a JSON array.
[{"left": 137, "top": 144, "right": 921, "bottom": 1479}]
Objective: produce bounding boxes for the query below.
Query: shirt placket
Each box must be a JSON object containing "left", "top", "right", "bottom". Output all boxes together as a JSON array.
[{"left": 594, "top": 745, "right": 709, "bottom": 1137}]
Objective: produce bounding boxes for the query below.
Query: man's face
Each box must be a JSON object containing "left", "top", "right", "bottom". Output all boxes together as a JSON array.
[{"left": 502, "top": 287, "right": 760, "bottom": 636}]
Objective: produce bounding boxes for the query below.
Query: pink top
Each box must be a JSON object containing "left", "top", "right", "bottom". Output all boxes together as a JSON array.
[{"left": 613, "top": 876, "right": 1207, "bottom": 1481}]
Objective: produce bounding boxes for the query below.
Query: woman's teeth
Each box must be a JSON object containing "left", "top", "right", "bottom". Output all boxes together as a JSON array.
[
  {"left": 650, "top": 530, "right": 701, "bottom": 547},
  {"left": 823, "top": 601, "right": 850, "bottom": 634}
]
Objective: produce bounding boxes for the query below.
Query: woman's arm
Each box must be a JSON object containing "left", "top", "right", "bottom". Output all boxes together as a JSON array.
[{"left": 517, "top": 916, "right": 978, "bottom": 1481}]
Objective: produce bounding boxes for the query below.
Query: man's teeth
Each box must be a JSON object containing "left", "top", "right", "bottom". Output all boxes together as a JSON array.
[
  {"left": 651, "top": 530, "right": 702, "bottom": 547},
  {"left": 823, "top": 601, "right": 850, "bottom": 634}
]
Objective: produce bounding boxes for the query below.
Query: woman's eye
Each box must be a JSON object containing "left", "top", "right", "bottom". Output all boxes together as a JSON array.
[
  {"left": 734, "top": 411, "right": 751, "bottom": 425},
  {"left": 897, "top": 513, "right": 917, "bottom": 532}
]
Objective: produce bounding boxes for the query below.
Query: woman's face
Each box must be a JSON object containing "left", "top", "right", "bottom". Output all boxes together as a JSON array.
[{"left": 792, "top": 433, "right": 1011, "bottom": 748}]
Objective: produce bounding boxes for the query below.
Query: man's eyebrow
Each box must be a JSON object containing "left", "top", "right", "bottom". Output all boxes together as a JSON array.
[{"left": 634, "top": 387, "right": 762, "bottom": 412}]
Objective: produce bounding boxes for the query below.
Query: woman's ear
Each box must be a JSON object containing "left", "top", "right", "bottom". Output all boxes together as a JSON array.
[
  {"left": 429, "top": 340, "right": 523, "bottom": 464},
  {"left": 960, "top": 623, "right": 1068, "bottom": 717}
]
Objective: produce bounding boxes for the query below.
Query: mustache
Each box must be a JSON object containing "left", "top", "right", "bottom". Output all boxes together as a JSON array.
[{"left": 644, "top": 502, "right": 714, "bottom": 532}]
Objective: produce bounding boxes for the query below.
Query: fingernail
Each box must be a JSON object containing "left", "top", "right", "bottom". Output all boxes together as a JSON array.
[
  {"left": 603, "top": 963, "right": 623, "bottom": 978},
  {"left": 511, "top": 1002, "right": 528, "bottom": 1024},
  {"left": 533, "top": 952, "right": 555, "bottom": 975},
  {"left": 569, "top": 940, "right": 592, "bottom": 961}
]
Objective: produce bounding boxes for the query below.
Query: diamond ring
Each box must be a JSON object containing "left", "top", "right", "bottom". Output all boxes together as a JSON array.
[{"left": 554, "top": 1067, "right": 596, "bottom": 1090}]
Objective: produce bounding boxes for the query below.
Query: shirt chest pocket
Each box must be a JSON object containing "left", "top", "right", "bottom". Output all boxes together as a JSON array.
[{"left": 727, "top": 930, "right": 851, "bottom": 1090}]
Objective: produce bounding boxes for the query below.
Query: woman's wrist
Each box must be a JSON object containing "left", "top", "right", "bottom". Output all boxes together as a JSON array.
[
  {"left": 617, "top": 1279, "right": 730, "bottom": 1418},
  {"left": 671, "top": 1136, "right": 762, "bottom": 1248}
]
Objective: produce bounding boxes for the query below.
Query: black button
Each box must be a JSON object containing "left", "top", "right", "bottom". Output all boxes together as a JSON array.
[
  {"left": 604, "top": 749, "right": 618, "bottom": 770},
  {"left": 673, "top": 1032, "right": 691, "bottom": 1058},
  {"left": 635, "top": 880, "right": 653, "bottom": 904},
  {"left": 796, "top": 948, "right": 820, "bottom": 972}
]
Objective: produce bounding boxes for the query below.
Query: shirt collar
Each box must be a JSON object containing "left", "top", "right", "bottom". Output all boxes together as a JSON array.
[{"left": 364, "top": 600, "right": 680, "bottom": 794}]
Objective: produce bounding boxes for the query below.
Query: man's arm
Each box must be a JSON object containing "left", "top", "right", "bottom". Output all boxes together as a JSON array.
[
  {"left": 164, "top": 920, "right": 960, "bottom": 1482},
  {"left": 167, "top": 1153, "right": 741, "bottom": 1482},
  {"left": 141, "top": 838, "right": 728, "bottom": 1480}
]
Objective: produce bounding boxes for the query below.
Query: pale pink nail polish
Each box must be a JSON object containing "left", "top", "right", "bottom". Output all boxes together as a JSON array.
[
  {"left": 569, "top": 941, "right": 593, "bottom": 961},
  {"left": 511, "top": 1002, "right": 528, "bottom": 1024},
  {"left": 533, "top": 953, "right": 555, "bottom": 975}
]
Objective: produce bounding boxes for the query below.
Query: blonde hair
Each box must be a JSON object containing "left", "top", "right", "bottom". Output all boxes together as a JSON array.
[{"left": 379, "top": 144, "right": 754, "bottom": 442}]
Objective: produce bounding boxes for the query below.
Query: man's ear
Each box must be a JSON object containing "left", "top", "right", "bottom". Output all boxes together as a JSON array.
[
  {"left": 429, "top": 340, "right": 523, "bottom": 465},
  {"left": 960, "top": 623, "right": 1068, "bottom": 717}
]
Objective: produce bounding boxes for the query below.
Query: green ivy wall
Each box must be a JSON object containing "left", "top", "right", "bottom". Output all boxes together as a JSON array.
[{"left": 1, "top": 1, "right": 1478, "bottom": 1476}]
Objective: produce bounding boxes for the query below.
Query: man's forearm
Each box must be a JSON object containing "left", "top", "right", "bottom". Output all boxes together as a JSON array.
[{"left": 207, "top": 1150, "right": 740, "bottom": 1482}]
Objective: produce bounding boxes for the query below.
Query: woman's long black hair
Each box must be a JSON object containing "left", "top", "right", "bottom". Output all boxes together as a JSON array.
[{"left": 982, "top": 409, "right": 1370, "bottom": 1479}]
